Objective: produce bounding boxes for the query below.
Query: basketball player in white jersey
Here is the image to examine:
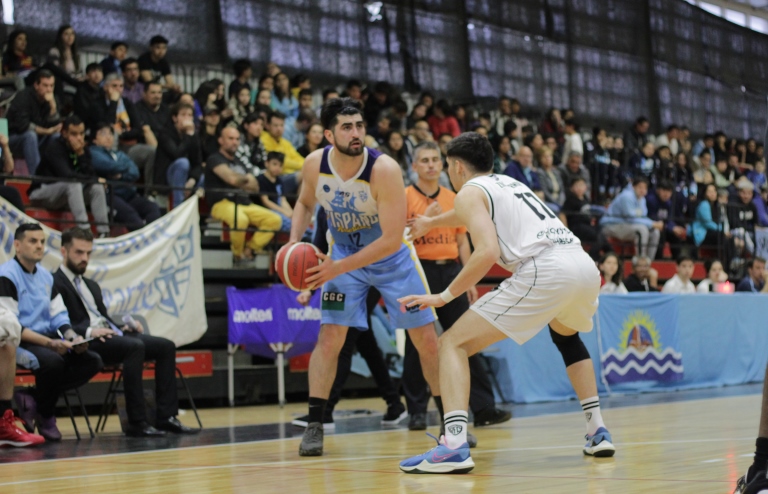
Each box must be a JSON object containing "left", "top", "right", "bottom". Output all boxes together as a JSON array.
[
  {"left": 288, "top": 98, "right": 445, "bottom": 457},
  {"left": 398, "top": 132, "right": 615, "bottom": 474}
]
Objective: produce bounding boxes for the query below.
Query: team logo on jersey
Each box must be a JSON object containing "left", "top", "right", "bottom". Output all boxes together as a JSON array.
[
  {"left": 358, "top": 190, "right": 368, "bottom": 203},
  {"left": 321, "top": 291, "right": 346, "bottom": 311}
]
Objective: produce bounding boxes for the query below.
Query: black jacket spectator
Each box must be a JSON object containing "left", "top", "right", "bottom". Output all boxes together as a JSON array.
[
  {"left": 7, "top": 87, "right": 60, "bottom": 134},
  {"left": 155, "top": 128, "right": 202, "bottom": 186},
  {"left": 73, "top": 81, "right": 102, "bottom": 126},
  {"left": 623, "top": 274, "right": 659, "bottom": 292},
  {"left": 28, "top": 137, "right": 96, "bottom": 195}
]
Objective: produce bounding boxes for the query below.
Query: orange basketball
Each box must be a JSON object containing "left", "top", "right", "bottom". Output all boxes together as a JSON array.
[{"left": 275, "top": 242, "right": 323, "bottom": 291}]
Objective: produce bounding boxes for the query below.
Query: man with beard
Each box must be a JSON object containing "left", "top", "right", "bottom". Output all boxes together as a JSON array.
[
  {"left": 52, "top": 227, "right": 198, "bottom": 437},
  {"left": 287, "top": 98, "right": 442, "bottom": 457}
]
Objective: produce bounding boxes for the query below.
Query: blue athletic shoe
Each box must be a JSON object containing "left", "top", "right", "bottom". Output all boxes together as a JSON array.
[
  {"left": 400, "top": 434, "right": 475, "bottom": 474},
  {"left": 583, "top": 427, "right": 616, "bottom": 457}
]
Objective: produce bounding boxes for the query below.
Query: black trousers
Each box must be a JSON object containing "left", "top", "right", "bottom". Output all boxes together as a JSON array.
[
  {"left": 21, "top": 343, "right": 102, "bottom": 418},
  {"left": 0, "top": 185, "right": 24, "bottom": 211},
  {"left": 111, "top": 194, "right": 162, "bottom": 232},
  {"left": 327, "top": 288, "right": 400, "bottom": 411},
  {"left": 88, "top": 333, "right": 178, "bottom": 423},
  {"left": 402, "top": 261, "right": 496, "bottom": 415}
]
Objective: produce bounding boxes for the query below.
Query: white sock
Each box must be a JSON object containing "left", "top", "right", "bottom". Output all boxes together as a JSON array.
[
  {"left": 580, "top": 396, "right": 605, "bottom": 436},
  {"left": 443, "top": 410, "right": 468, "bottom": 449}
]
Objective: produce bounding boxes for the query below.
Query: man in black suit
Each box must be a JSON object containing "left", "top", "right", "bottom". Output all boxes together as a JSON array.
[{"left": 53, "top": 227, "right": 198, "bottom": 437}]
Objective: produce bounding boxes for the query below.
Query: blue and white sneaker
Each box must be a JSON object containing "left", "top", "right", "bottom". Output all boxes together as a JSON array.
[
  {"left": 400, "top": 434, "right": 475, "bottom": 474},
  {"left": 583, "top": 427, "right": 616, "bottom": 457}
]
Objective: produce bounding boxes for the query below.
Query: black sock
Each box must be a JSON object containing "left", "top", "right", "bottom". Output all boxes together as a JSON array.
[
  {"left": 433, "top": 395, "right": 444, "bottom": 421},
  {"left": 0, "top": 400, "right": 11, "bottom": 414},
  {"left": 308, "top": 397, "right": 327, "bottom": 424},
  {"left": 750, "top": 437, "right": 768, "bottom": 480}
]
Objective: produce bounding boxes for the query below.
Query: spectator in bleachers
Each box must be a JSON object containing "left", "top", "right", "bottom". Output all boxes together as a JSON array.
[
  {"left": 206, "top": 127, "right": 282, "bottom": 262},
  {"left": 558, "top": 151, "right": 592, "bottom": 198},
  {"left": 2, "top": 30, "right": 35, "bottom": 79},
  {"left": 192, "top": 81, "right": 218, "bottom": 125},
  {"left": 255, "top": 88, "right": 272, "bottom": 107},
  {"left": 503, "top": 146, "right": 540, "bottom": 190},
  {"left": 661, "top": 255, "right": 696, "bottom": 294},
  {"left": 539, "top": 108, "right": 564, "bottom": 145},
  {"left": 0, "top": 134, "right": 24, "bottom": 211},
  {"left": 755, "top": 182, "right": 768, "bottom": 227},
  {"left": 209, "top": 79, "right": 233, "bottom": 123},
  {"left": 134, "top": 81, "right": 169, "bottom": 137},
  {"left": 199, "top": 107, "right": 221, "bottom": 162},
  {"left": 746, "top": 138, "right": 760, "bottom": 166},
  {"left": 73, "top": 63, "right": 104, "bottom": 123},
  {"left": 53, "top": 227, "right": 197, "bottom": 436},
  {"left": 729, "top": 178, "right": 758, "bottom": 260},
  {"left": 406, "top": 103, "right": 428, "bottom": 130},
  {"left": 391, "top": 100, "right": 409, "bottom": 134},
  {"left": 7, "top": 69, "right": 61, "bottom": 175},
  {"left": 672, "top": 152, "right": 696, "bottom": 197},
  {"left": 584, "top": 127, "right": 618, "bottom": 199},
  {"left": 610, "top": 135, "right": 626, "bottom": 171},
  {"left": 713, "top": 131, "right": 729, "bottom": 163},
  {"left": 256, "top": 74, "right": 274, "bottom": 94},
  {"left": 598, "top": 252, "right": 628, "bottom": 294},
  {"left": 563, "top": 177, "right": 598, "bottom": 244},
  {"left": 748, "top": 159, "right": 766, "bottom": 192},
  {"left": 271, "top": 72, "right": 298, "bottom": 120},
  {"left": 90, "top": 123, "right": 160, "bottom": 230},
  {"left": 297, "top": 122, "right": 325, "bottom": 158},
  {"left": 381, "top": 130, "right": 409, "bottom": 182},
  {"left": 100, "top": 42, "right": 128, "bottom": 78},
  {"left": 138, "top": 35, "right": 181, "bottom": 94},
  {"left": 655, "top": 125, "right": 680, "bottom": 156},
  {"left": 265, "top": 61, "right": 281, "bottom": 78},
  {"left": 536, "top": 147, "right": 566, "bottom": 212},
  {"left": 234, "top": 112, "right": 266, "bottom": 173},
  {"left": 418, "top": 91, "right": 434, "bottom": 114},
  {"left": 28, "top": 116, "right": 110, "bottom": 237},
  {"left": 405, "top": 119, "right": 432, "bottom": 164},
  {"left": 600, "top": 176, "right": 662, "bottom": 259},
  {"left": 492, "top": 135, "right": 512, "bottom": 174},
  {"left": 735, "top": 257, "right": 766, "bottom": 293},
  {"left": 697, "top": 259, "right": 727, "bottom": 293},
  {"left": 427, "top": 100, "right": 460, "bottom": 141},
  {"left": 561, "top": 119, "right": 583, "bottom": 166},
  {"left": 0, "top": 223, "right": 102, "bottom": 441},
  {"left": 155, "top": 103, "right": 202, "bottom": 208},
  {"left": 120, "top": 58, "right": 144, "bottom": 104},
  {"left": 47, "top": 25, "right": 81, "bottom": 80},
  {"left": 342, "top": 79, "right": 362, "bottom": 102},
  {"left": 623, "top": 255, "right": 659, "bottom": 292},
  {"left": 283, "top": 110, "right": 315, "bottom": 150},
  {"left": 228, "top": 59, "right": 252, "bottom": 101},
  {"left": 627, "top": 141, "right": 659, "bottom": 187},
  {"left": 689, "top": 183, "right": 726, "bottom": 249},
  {"left": 646, "top": 180, "right": 687, "bottom": 258},
  {"left": 260, "top": 111, "right": 305, "bottom": 193},
  {"left": 655, "top": 145, "right": 674, "bottom": 183},
  {"left": 364, "top": 81, "right": 393, "bottom": 128},
  {"left": 624, "top": 116, "right": 651, "bottom": 163},
  {"left": 692, "top": 134, "right": 715, "bottom": 168},
  {"left": 318, "top": 88, "right": 340, "bottom": 118},
  {"left": 228, "top": 86, "right": 255, "bottom": 129},
  {"left": 256, "top": 151, "right": 293, "bottom": 232},
  {"left": 290, "top": 73, "right": 311, "bottom": 99},
  {"left": 500, "top": 121, "right": 520, "bottom": 156}
]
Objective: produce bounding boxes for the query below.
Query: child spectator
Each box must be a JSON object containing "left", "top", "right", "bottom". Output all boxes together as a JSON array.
[
  {"left": 138, "top": 35, "right": 181, "bottom": 94},
  {"left": 697, "top": 259, "right": 728, "bottom": 293},
  {"left": 256, "top": 152, "right": 293, "bottom": 232},
  {"left": 228, "top": 59, "right": 252, "bottom": 101},
  {"left": 100, "top": 41, "right": 128, "bottom": 77},
  {"left": 661, "top": 256, "right": 696, "bottom": 294},
  {"left": 598, "top": 252, "right": 628, "bottom": 294}
]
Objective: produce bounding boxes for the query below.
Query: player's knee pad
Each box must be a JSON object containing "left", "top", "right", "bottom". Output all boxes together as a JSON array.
[{"left": 549, "top": 328, "right": 590, "bottom": 367}]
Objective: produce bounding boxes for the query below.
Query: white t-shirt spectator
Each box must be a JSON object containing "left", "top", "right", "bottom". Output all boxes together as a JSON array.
[
  {"left": 697, "top": 279, "right": 714, "bottom": 293},
  {"left": 662, "top": 274, "right": 696, "bottom": 294}
]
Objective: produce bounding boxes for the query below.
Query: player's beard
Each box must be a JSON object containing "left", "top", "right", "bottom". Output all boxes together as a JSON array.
[{"left": 336, "top": 138, "right": 365, "bottom": 156}]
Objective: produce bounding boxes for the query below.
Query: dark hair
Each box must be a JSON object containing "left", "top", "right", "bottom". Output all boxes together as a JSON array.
[
  {"left": 599, "top": 252, "right": 624, "bottom": 285},
  {"left": 495, "top": 135, "right": 511, "bottom": 154},
  {"left": 268, "top": 110, "right": 286, "bottom": 123},
  {"left": 667, "top": 124, "right": 679, "bottom": 132},
  {"left": 704, "top": 258, "right": 722, "bottom": 274},
  {"left": 298, "top": 88, "right": 313, "bottom": 100},
  {"left": 656, "top": 179, "right": 674, "bottom": 191},
  {"left": 503, "top": 120, "right": 518, "bottom": 135},
  {"left": 273, "top": 72, "right": 290, "bottom": 101},
  {"left": 676, "top": 255, "right": 693, "bottom": 266},
  {"left": 233, "top": 58, "right": 252, "bottom": 78},
  {"left": 150, "top": 35, "right": 168, "bottom": 46},
  {"left": 564, "top": 118, "right": 578, "bottom": 130},
  {"left": 258, "top": 74, "right": 273, "bottom": 89},
  {"left": 33, "top": 69, "right": 55, "bottom": 84},
  {"left": 91, "top": 121, "right": 113, "bottom": 137},
  {"left": 143, "top": 80, "right": 162, "bottom": 92},
  {"left": 636, "top": 116, "right": 649, "bottom": 125},
  {"left": 110, "top": 41, "right": 128, "bottom": 52},
  {"left": 54, "top": 25, "right": 80, "bottom": 72},
  {"left": 322, "top": 88, "right": 339, "bottom": 100},
  {"left": 699, "top": 149, "right": 711, "bottom": 158},
  {"left": 320, "top": 97, "right": 364, "bottom": 130},
  {"left": 193, "top": 81, "right": 218, "bottom": 110},
  {"left": 296, "top": 109, "right": 315, "bottom": 124},
  {"left": 85, "top": 62, "right": 102, "bottom": 74},
  {"left": 292, "top": 73, "right": 310, "bottom": 88},
  {"left": 266, "top": 151, "right": 285, "bottom": 163},
  {"left": 5, "top": 30, "right": 27, "bottom": 58},
  {"left": 346, "top": 79, "right": 362, "bottom": 89},
  {"left": 242, "top": 112, "right": 264, "bottom": 125},
  {"left": 14, "top": 223, "right": 43, "bottom": 241},
  {"left": 522, "top": 133, "right": 541, "bottom": 148},
  {"left": 171, "top": 102, "right": 194, "bottom": 117},
  {"left": 63, "top": 115, "right": 84, "bottom": 130},
  {"left": 445, "top": 132, "right": 494, "bottom": 173},
  {"left": 120, "top": 57, "right": 139, "bottom": 72},
  {"left": 747, "top": 257, "right": 767, "bottom": 270},
  {"left": 61, "top": 227, "right": 93, "bottom": 247},
  {"left": 632, "top": 176, "right": 649, "bottom": 187},
  {"left": 435, "top": 99, "right": 453, "bottom": 117}
]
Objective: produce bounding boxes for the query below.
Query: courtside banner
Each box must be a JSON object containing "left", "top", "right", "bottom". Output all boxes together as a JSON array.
[
  {"left": 0, "top": 196, "right": 207, "bottom": 347},
  {"left": 598, "top": 294, "right": 683, "bottom": 384},
  {"left": 227, "top": 285, "right": 321, "bottom": 358}
]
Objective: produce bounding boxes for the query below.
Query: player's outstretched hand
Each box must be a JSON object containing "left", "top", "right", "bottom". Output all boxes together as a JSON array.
[
  {"left": 397, "top": 294, "right": 445, "bottom": 311},
  {"left": 406, "top": 215, "right": 433, "bottom": 241},
  {"left": 305, "top": 252, "right": 339, "bottom": 290}
]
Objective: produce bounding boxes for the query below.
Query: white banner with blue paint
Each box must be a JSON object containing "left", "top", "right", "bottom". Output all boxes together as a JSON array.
[
  {"left": 598, "top": 294, "right": 683, "bottom": 384},
  {"left": 0, "top": 196, "right": 207, "bottom": 347}
]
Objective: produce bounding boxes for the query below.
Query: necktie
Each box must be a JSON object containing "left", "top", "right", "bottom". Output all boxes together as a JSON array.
[{"left": 74, "top": 277, "right": 123, "bottom": 336}]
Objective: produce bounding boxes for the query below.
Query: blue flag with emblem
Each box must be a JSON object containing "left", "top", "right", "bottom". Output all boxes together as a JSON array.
[{"left": 598, "top": 294, "right": 683, "bottom": 384}]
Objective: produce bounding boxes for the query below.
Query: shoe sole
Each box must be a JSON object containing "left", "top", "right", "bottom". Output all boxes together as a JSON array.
[
  {"left": 0, "top": 439, "right": 36, "bottom": 447},
  {"left": 382, "top": 410, "right": 409, "bottom": 426},
  {"left": 299, "top": 446, "right": 323, "bottom": 456},
  {"left": 583, "top": 443, "right": 616, "bottom": 458},
  {"left": 474, "top": 412, "right": 512, "bottom": 427},
  {"left": 291, "top": 419, "right": 335, "bottom": 431},
  {"left": 400, "top": 458, "right": 475, "bottom": 474}
]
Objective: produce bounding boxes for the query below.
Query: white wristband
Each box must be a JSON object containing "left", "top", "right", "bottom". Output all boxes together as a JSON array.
[{"left": 440, "top": 289, "right": 456, "bottom": 304}]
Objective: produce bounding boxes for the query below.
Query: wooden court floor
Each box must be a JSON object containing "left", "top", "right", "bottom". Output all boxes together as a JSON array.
[{"left": 0, "top": 393, "right": 759, "bottom": 493}]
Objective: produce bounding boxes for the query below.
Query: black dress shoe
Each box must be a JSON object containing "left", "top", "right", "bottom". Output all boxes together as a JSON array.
[
  {"left": 125, "top": 422, "right": 167, "bottom": 438},
  {"left": 474, "top": 407, "right": 512, "bottom": 427},
  {"left": 156, "top": 416, "right": 200, "bottom": 434}
]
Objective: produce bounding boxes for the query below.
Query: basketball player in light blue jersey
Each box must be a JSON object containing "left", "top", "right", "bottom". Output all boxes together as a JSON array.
[{"left": 288, "top": 98, "right": 442, "bottom": 457}]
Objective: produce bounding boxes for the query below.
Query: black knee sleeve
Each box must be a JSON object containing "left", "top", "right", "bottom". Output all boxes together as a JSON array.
[{"left": 549, "top": 328, "right": 590, "bottom": 367}]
